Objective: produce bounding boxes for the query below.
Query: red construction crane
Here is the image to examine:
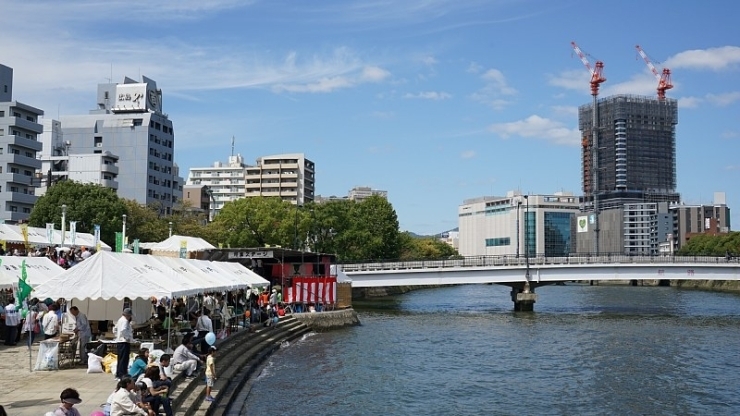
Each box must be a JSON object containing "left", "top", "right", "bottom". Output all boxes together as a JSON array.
[
  {"left": 636, "top": 44, "right": 673, "bottom": 100},
  {"left": 571, "top": 41, "right": 606, "bottom": 96}
]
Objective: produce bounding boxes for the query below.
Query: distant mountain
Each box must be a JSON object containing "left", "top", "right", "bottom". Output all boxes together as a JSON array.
[{"left": 405, "top": 227, "right": 458, "bottom": 239}]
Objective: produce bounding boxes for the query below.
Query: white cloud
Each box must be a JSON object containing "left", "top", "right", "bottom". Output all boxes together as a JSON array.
[
  {"left": 547, "top": 69, "right": 590, "bottom": 92},
  {"left": 678, "top": 96, "right": 702, "bottom": 108},
  {"left": 724, "top": 165, "right": 740, "bottom": 171},
  {"left": 274, "top": 77, "right": 354, "bottom": 93},
  {"left": 705, "top": 91, "right": 740, "bottom": 106},
  {"left": 470, "top": 68, "right": 516, "bottom": 110},
  {"left": 551, "top": 105, "right": 578, "bottom": 117},
  {"left": 720, "top": 130, "right": 740, "bottom": 139},
  {"left": 460, "top": 150, "right": 476, "bottom": 159},
  {"left": 602, "top": 72, "right": 660, "bottom": 96},
  {"left": 480, "top": 69, "right": 517, "bottom": 95},
  {"left": 488, "top": 115, "right": 580, "bottom": 146},
  {"left": 467, "top": 62, "right": 482, "bottom": 73},
  {"left": 360, "top": 66, "right": 391, "bottom": 82},
  {"left": 664, "top": 46, "right": 740, "bottom": 71},
  {"left": 403, "top": 91, "right": 452, "bottom": 100},
  {"left": 421, "top": 56, "right": 438, "bottom": 66}
]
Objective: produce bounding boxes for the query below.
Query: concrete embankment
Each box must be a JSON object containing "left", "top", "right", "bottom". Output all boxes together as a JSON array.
[
  {"left": 292, "top": 308, "right": 360, "bottom": 330},
  {"left": 671, "top": 279, "right": 740, "bottom": 292}
]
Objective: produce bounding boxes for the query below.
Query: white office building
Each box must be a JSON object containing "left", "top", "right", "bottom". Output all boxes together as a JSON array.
[
  {"left": 58, "top": 76, "right": 183, "bottom": 214},
  {"left": 0, "top": 63, "right": 44, "bottom": 223},
  {"left": 348, "top": 186, "right": 387, "bottom": 202},
  {"left": 458, "top": 191, "right": 580, "bottom": 257},
  {"left": 245, "top": 153, "right": 315, "bottom": 205},
  {"left": 185, "top": 154, "right": 247, "bottom": 216}
]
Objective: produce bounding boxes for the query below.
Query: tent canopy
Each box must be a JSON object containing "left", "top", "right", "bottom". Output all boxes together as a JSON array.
[
  {"left": 140, "top": 235, "right": 215, "bottom": 252},
  {"left": 33, "top": 251, "right": 206, "bottom": 301},
  {"left": 0, "top": 224, "right": 112, "bottom": 250},
  {"left": 0, "top": 257, "right": 62, "bottom": 289},
  {"left": 208, "top": 260, "right": 270, "bottom": 287}
]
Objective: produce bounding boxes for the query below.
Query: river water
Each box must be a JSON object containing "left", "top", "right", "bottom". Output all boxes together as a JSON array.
[{"left": 239, "top": 284, "right": 740, "bottom": 415}]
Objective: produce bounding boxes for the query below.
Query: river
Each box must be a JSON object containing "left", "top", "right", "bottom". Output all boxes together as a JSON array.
[{"left": 238, "top": 283, "right": 740, "bottom": 415}]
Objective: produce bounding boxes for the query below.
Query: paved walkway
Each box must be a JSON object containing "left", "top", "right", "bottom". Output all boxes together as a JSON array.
[{"left": 0, "top": 342, "right": 124, "bottom": 416}]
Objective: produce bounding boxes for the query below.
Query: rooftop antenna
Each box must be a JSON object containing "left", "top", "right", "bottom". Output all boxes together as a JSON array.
[{"left": 231, "top": 136, "right": 235, "bottom": 157}]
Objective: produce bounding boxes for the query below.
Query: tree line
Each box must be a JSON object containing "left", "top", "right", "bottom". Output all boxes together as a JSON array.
[{"left": 28, "top": 181, "right": 459, "bottom": 262}]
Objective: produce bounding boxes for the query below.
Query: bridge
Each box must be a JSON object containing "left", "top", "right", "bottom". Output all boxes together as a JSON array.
[{"left": 341, "top": 255, "right": 740, "bottom": 311}]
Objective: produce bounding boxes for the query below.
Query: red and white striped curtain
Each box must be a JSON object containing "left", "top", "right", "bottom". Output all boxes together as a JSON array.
[{"left": 285, "top": 277, "right": 337, "bottom": 304}]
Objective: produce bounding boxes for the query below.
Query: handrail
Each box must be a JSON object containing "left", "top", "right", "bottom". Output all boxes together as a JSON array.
[{"left": 340, "top": 254, "right": 740, "bottom": 272}]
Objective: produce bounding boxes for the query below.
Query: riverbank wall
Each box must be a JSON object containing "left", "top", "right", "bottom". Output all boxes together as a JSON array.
[
  {"left": 292, "top": 308, "right": 360, "bottom": 330},
  {"left": 671, "top": 279, "right": 740, "bottom": 292}
]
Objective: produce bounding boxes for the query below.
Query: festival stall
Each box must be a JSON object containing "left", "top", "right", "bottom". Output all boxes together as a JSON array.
[
  {"left": 140, "top": 234, "right": 215, "bottom": 258},
  {"left": 0, "top": 224, "right": 112, "bottom": 251},
  {"left": 0, "top": 256, "right": 63, "bottom": 289}
]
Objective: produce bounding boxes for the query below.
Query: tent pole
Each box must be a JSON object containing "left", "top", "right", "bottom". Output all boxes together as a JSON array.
[{"left": 166, "top": 301, "right": 172, "bottom": 352}]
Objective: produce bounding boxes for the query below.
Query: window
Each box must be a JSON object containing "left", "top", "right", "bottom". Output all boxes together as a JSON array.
[
  {"left": 94, "top": 150, "right": 102, "bottom": 154},
  {"left": 26, "top": 115, "right": 34, "bottom": 122},
  {"left": 11, "top": 148, "right": 19, "bottom": 154},
  {"left": 94, "top": 136, "right": 103, "bottom": 147},
  {"left": 24, "top": 170, "right": 31, "bottom": 176},
  {"left": 485, "top": 237, "right": 511, "bottom": 247},
  {"left": 13, "top": 112, "right": 21, "bottom": 118},
  {"left": 133, "top": 119, "right": 143, "bottom": 126},
  {"left": 10, "top": 186, "right": 18, "bottom": 192},
  {"left": 10, "top": 167, "right": 19, "bottom": 174},
  {"left": 0, "top": 128, "right": 3, "bottom": 136},
  {"left": 25, "top": 152, "right": 33, "bottom": 158},
  {"left": 0, "top": 111, "right": 4, "bottom": 117},
  {"left": 23, "top": 207, "right": 31, "bottom": 214},
  {"left": 10, "top": 206, "right": 17, "bottom": 212}
]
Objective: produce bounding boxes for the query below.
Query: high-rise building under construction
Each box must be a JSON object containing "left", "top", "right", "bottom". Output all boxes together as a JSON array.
[{"left": 576, "top": 94, "right": 680, "bottom": 255}]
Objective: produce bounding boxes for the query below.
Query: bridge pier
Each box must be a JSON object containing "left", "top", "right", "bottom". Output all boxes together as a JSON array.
[{"left": 511, "top": 282, "right": 538, "bottom": 312}]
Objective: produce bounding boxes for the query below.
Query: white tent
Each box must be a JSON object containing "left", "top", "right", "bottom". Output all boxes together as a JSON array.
[
  {"left": 0, "top": 257, "right": 62, "bottom": 289},
  {"left": 205, "top": 260, "right": 270, "bottom": 288},
  {"left": 0, "top": 224, "right": 112, "bottom": 251},
  {"left": 148, "top": 256, "right": 250, "bottom": 292},
  {"left": 140, "top": 235, "right": 215, "bottom": 252}
]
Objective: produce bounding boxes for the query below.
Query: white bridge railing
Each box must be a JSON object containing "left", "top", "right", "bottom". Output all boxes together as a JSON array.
[{"left": 341, "top": 255, "right": 738, "bottom": 273}]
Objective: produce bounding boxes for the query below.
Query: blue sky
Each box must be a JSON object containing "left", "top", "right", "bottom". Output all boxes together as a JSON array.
[{"left": 2, "top": 0, "right": 739, "bottom": 235}]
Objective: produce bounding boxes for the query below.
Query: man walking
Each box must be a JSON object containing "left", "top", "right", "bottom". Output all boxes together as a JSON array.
[
  {"left": 3, "top": 297, "right": 20, "bottom": 346},
  {"left": 69, "top": 306, "right": 92, "bottom": 365},
  {"left": 115, "top": 308, "right": 134, "bottom": 380}
]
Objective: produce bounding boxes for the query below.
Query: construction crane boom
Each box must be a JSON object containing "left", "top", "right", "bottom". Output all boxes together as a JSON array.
[
  {"left": 571, "top": 41, "right": 606, "bottom": 96},
  {"left": 635, "top": 44, "right": 673, "bottom": 100}
]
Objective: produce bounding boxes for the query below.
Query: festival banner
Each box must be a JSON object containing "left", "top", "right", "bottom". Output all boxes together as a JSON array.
[
  {"left": 18, "top": 259, "right": 32, "bottom": 302},
  {"left": 20, "top": 224, "right": 29, "bottom": 250},
  {"left": 179, "top": 240, "right": 187, "bottom": 259},
  {"left": 70, "top": 221, "right": 77, "bottom": 246},
  {"left": 115, "top": 232, "right": 123, "bottom": 253},
  {"left": 133, "top": 239, "right": 140, "bottom": 254},
  {"left": 94, "top": 224, "right": 101, "bottom": 251}
]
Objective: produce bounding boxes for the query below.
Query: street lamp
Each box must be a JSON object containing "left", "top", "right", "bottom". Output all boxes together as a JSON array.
[
  {"left": 523, "top": 195, "right": 530, "bottom": 280},
  {"left": 516, "top": 198, "right": 522, "bottom": 258},
  {"left": 168, "top": 221, "right": 173, "bottom": 237},
  {"left": 122, "top": 214, "right": 127, "bottom": 250},
  {"left": 293, "top": 203, "right": 301, "bottom": 251},
  {"left": 61, "top": 204, "right": 67, "bottom": 247}
]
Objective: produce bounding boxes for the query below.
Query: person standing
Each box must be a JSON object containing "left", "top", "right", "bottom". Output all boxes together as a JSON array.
[
  {"left": 204, "top": 346, "right": 218, "bottom": 402},
  {"left": 194, "top": 309, "right": 213, "bottom": 354},
  {"left": 115, "top": 308, "right": 134, "bottom": 380},
  {"left": 3, "top": 297, "right": 20, "bottom": 346},
  {"left": 42, "top": 304, "right": 60, "bottom": 339},
  {"left": 69, "top": 306, "right": 91, "bottom": 365}
]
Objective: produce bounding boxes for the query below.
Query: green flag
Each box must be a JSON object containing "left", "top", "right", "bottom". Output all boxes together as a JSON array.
[{"left": 18, "top": 259, "right": 32, "bottom": 302}]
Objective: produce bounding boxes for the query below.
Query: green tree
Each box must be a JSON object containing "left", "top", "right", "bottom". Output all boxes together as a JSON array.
[
  {"left": 122, "top": 200, "right": 168, "bottom": 243},
  {"left": 28, "top": 181, "right": 127, "bottom": 246},
  {"left": 677, "top": 232, "right": 740, "bottom": 256},
  {"left": 212, "top": 197, "right": 296, "bottom": 248},
  {"left": 399, "top": 233, "right": 460, "bottom": 260},
  {"left": 336, "top": 196, "right": 401, "bottom": 261}
]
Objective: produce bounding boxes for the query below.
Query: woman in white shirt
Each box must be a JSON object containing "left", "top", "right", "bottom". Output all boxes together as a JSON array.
[{"left": 109, "top": 377, "right": 151, "bottom": 416}]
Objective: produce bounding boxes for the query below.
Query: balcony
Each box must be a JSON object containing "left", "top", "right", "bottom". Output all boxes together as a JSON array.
[
  {"left": 101, "top": 163, "right": 119, "bottom": 175},
  {"left": 4, "top": 154, "right": 42, "bottom": 169},
  {"left": 1, "top": 173, "right": 33, "bottom": 185},
  {"left": 9, "top": 191, "right": 39, "bottom": 205},
  {"left": 101, "top": 179, "right": 118, "bottom": 189},
  {"left": 11, "top": 117, "right": 43, "bottom": 134},
  {"left": 8, "top": 134, "right": 43, "bottom": 151}
]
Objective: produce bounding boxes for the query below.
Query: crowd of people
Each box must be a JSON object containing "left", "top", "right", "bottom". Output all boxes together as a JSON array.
[{"left": 0, "top": 244, "right": 95, "bottom": 269}]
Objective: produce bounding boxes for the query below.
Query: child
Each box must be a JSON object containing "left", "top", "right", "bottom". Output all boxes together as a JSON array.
[{"left": 204, "top": 346, "right": 217, "bottom": 402}]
